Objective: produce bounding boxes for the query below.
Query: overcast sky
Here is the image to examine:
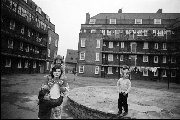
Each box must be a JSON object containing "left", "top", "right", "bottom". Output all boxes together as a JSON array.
[{"left": 33, "top": 0, "right": 180, "bottom": 57}]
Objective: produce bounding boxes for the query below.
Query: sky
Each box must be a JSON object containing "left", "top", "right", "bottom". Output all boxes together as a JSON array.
[{"left": 33, "top": 0, "right": 180, "bottom": 58}]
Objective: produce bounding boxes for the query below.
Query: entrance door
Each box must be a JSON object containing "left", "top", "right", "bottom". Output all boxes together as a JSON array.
[{"left": 130, "top": 42, "right": 137, "bottom": 53}]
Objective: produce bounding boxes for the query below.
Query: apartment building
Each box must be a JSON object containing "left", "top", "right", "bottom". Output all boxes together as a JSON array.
[
  {"left": 78, "top": 9, "right": 180, "bottom": 83},
  {"left": 1, "top": 0, "right": 59, "bottom": 74}
]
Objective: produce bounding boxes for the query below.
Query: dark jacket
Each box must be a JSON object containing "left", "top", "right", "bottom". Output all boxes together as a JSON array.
[{"left": 38, "top": 96, "right": 63, "bottom": 119}]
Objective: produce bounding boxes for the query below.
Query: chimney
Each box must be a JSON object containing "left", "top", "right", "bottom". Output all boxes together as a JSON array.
[
  {"left": 118, "top": 9, "right": 122, "bottom": 13},
  {"left": 85, "top": 13, "right": 90, "bottom": 24},
  {"left": 156, "top": 9, "right": 162, "bottom": 13}
]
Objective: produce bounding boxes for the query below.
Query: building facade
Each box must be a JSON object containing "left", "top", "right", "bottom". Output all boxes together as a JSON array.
[
  {"left": 77, "top": 9, "right": 180, "bottom": 83},
  {"left": 1, "top": 0, "right": 59, "bottom": 74},
  {"left": 65, "top": 49, "right": 78, "bottom": 73}
]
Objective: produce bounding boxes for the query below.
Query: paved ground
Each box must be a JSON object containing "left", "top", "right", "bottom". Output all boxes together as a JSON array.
[{"left": 1, "top": 73, "right": 180, "bottom": 119}]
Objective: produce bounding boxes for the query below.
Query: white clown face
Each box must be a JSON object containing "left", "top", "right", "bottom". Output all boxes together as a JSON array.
[{"left": 53, "top": 69, "right": 61, "bottom": 78}]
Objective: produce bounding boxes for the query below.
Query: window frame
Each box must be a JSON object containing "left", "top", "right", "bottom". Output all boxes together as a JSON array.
[
  {"left": 79, "top": 65, "right": 84, "bottom": 73},
  {"left": 143, "top": 55, "right": 148, "bottom": 62},
  {"left": 80, "top": 52, "right": 85, "bottom": 60},
  {"left": 135, "top": 19, "right": 142, "bottom": 24},
  {"left": 107, "top": 67, "right": 113, "bottom": 74},
  {"left": 154, "top": 19, "right": 161, "bottom": 24},
  {"left": 89, "top": 19, "right": 96, "bottom": 24},
  {"left": 109, "top": 19, "right": 116, "bottom": 24},
  {"left": 95, "top": 53, "right": 100, "bottom": 61},
  {"left": 95, "top": 66, "right": 99, "bottom": 74},
  {"left": 108, "top": 54, "right": 113, "bottom": 61},
  {"left": 81, "top": 38, "right": 86, "bottom": 47},
  {"left": 154, "top": 56, "right": 158, "bottom": 63}
]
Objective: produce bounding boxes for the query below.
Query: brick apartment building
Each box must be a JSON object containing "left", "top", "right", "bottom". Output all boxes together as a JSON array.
[
  {"left": 65, "top": 49, "right": 78, "bottom": 73},
  {"left": 1, "top": 0, "right": 59, "bottom": 74},
  {"left": 77, "top": 9, "right": 180, "bottom": 83}
]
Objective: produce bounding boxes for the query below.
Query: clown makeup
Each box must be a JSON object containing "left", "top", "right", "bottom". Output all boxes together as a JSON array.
[{"left": 53, "top": 69, "right": 61, "bottom": 78}]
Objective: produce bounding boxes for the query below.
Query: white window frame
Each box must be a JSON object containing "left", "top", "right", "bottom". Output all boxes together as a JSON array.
[
  {"left": 95, "top": 66, "right": 99, "bottom": 74},
  {"left": 171, "top": 70, "right": 176, "bottom": 77},
  {"left": 96, "top": 39, "right": 100, "bottom": 48},
  {"left": 18, "top": 60, "right": 22, "bottom": 68},
  {"left": 154, "top": 56, "right": 158, "bottom": 63},
  {"left": 162, "top": 43, "right": 167, "bottom": 50},
  {"left": 143, "top": 69, "right": 148, "bottom": 76},
  {"left": 103, "top": 54, "right": 105, "bottom": 59},
  {"left": 25, "top": 60, "right": 28, "bottom": 68},
  {"left": 108, "top": 54, "right": 113, "bottom": 61},
  {"left": 137, "top": 30, "right": 143, "bottom": 36},
  {"left": 143, "top": 30, "right": 148, "bottom": 36},
  {"left": 55, "top": 39, "right": 58, "bottom": 47},
  {"left": 46, "top": 62, "right": 49, "bottom": 70},
  {"left": 163, "top": 56, "right": 166, "bottom": 63},
  {"left": 135, "top": 19, "right": 142, "bottom": 24},
  {"left": 107, "top": 30, "right": 111, "bottom": 36},
  {"left": 110, "top": 19, "right": 116, "bottom": 24},
  {"left": 162, "top": 70, "right": 167, "bottom": 77},
  {"left": 154, "top": 70, "right": 158, "bottom": 76},
  {"left": 80, "top": 52, "right": 85, "bottom": 60},
  {"left": 89, "top": 19, "right": 96, "bottom": 24},
  {"left": 109, "top": 42, "right": 113, "bottom": 48},
  {"left": 153, "top": 30, "right": 156, "bottom": 36},
  {"left": 117, "top": 42, "right": 119, "bottom": 46},
  {"left": 101, "top": 30, "right": 106, "bottom": 35},
  {"left": 143, "top": 42, "right": 149, "bottom": 49},
  {"left": 81, "top": 38, "right": 86, "bottom": 47},
  {"left": 91, "top": 29, "right": 96, "bottom": 33},
  {"left": 101, "top": 67, "right": 104, "bottom": 71},
  {"left": 95, "top": 53, "right": 100, "bottom": 61},
  {"left": 48, "top": 49, "right": 50, "bottom": 57},
  {"left": 49, "top": 36, "right": 51, "bottom": 44},
  {"left": 5, "top": 59, "right": 11, "bottom": 67},
  {"left": 121, "top": 42, "right": 124, "bottom": 48},
  {"left": 120, "top": 55, "right": 123, "bottom": 61},
  {"left": 154, "top": 19, "right": 161, "bottom": 24},
  {"left": 158, "top": 30, "right": 164, "bottom": 36},
  {"left": 26, "top": 45, "right": 29, "bottom": 52},
  {"left": 79, "top": 65, "right": 84, "bottom": 73},
  {"left": 33, "top": 61, "right": 36, "bottom": 68},
  {"left": 154, "top": 43, "right": 158, "bottom": 49},
  {"left": 8, "top": 40, "right": 13, "bottom": 49},
  {"left": 28, "top": 29, "right": 31, "bottom": 37},
  {"left": 108, "top": 67, "right": 113, "bottom": 74},
  {"left": 143, "top": 55, "right": 148, "bottom": 62}
]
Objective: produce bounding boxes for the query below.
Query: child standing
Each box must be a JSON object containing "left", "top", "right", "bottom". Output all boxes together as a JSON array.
[{"left": 117, "top": 66, "right": 131, "bottom": 116}]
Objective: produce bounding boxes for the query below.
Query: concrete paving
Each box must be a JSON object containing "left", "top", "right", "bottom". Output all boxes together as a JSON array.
[{"left": 1, "top": 73, "right": 180, "bottom": 119}]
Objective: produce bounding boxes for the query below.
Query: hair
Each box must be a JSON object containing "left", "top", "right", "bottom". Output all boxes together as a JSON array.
[{"left": 50, "top": 64, "right": 63, "bottom": 79}]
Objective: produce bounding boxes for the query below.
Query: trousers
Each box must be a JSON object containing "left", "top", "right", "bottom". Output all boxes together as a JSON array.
[{"left": 118, "top": 92, "right": 128, "bottom": 112}]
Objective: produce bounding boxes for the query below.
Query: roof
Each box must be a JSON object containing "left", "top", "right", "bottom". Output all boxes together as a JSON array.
[
  {"left": 91, "top": 13, "right": 180, "bottom": 19},
  {"left": 65, "top": 49, "right": 78, "bottom": 64}
]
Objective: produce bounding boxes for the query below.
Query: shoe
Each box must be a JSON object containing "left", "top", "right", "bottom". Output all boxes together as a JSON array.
[
  {"left": 123, "top": 112, "right": 128, "bottom": 116},
  {"left": 118, "top": 111, "right": 122, "bottom": 115}
]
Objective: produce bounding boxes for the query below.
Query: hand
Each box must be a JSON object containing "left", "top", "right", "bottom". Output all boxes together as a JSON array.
[{"left": 123, "top": 92, "right": 127, "bottom": 96}]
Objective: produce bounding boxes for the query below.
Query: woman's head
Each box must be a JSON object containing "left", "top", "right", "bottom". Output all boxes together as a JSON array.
[{"left": 50, "top": 64, "right": 63, "bottom": 79}]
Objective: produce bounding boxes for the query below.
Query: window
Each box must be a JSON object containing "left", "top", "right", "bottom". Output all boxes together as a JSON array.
[
  {"left": 46, "top": 62, "right": 49, "bottom": 70},
  {"left": 21, "top": 26, "right": 24, "bottom": 34},
  {"left": 89, "top": 19, "right": 96, "bottom": 24},
  {"left": 108, "top": 67, "right": 113, "bottom": 74},
  {"left": 121, "top": 42, "right": 124, "bottom": 48},
  {"left": 110, "top": 19, "right": 116, "bottom": 24},
  {"left": 107, "top": 30, "right": 111, "bottom": 36},
  {"left": 171, "top": 70, "right": 176, "bottom": 77},
  {"left": 158, "top": 30, "right": 164, "bottom": 36},
  {"left": 163, "top": 56, "right": 166, "bottom": 63},
  {"left": 162, "top": 43, "right": 167, "bottom": 50},
  {"left": 28, "top": 29, "right": 31, "bottom": 37},
  {"left": 48, "top": 49, "right": 50, "bottom": 57},
  {"left": 143, "top": 69, "right": 148, "bottom": 76},
  {"left": 10, "top": 20, "right": 15, "bottom": 30},
  {"left": 80, "top": 52, "right": 85, "bottom": 60},
  {"left": 23, "top": 0, "right": 28, "bottom": 3},
  {"left": 49, "top": 36, "right": 51, "bottom": 44},
  {"left": 8, "top": 40, "right": 13, "bottom": 49},
  {"left": 19, "top": 42, "right": 23, "bottom": 51},
  {"left": 96, "top": 39, "right": 100, "bottom": 48},
  {"left": 103, "top": 54, "right": 105, "bottom": 59},
  {"left": 5, "top": 59, "right": 11, "bottom": 67},
  {"left": 109, "top": 42, "right": 113, "bottom": 48},
  {"left": 33, "top": 61, "right": 36, "bottom": 68},
  {"left": 55, "top": 39, "right": 58, "bottom": 47},
  {"left": 171, "top": 57, "right": 176, "bottom": 63},
  {"left": 95, "top": 66, "right": 99, "bottom": 74},
  {"left": 101, "top": 67, "right": 104, "bottom": 71},
  {"left": 135, "top": 19, "right": 142, "bottom": 24},
  {"left": 95, "top": 53, "right": 99, "bottom": 61},
  {"left": 154, "top": 19, "right": 161, "bottom": 24},
  {"left": 143, "top": 42, "right": 148, "bottom": 49},
  {"left": 91, "top": 29, "right": 96, "bottom": 33},
  {"left": 12, "top": 1, "right": 17, "bottom": 12},
  {"left": 79, "top": 65, "right": 84, "bottom": 73},
  {"left": 120, "top": 55, "right": 123, "bottom": 61},
  {"left": 25, "top": 60, "right": 28, "bottom": 68},
  {"left": 116, "top": 67, "right": 118, "bottom": 72},
  {"left": 25, "top": 45, "right": 29, "bottom": 52},
  {"left": 154, "top": 43, "right": 158, "bottom": 49},
  {"left": 143, "top": 30, "right": 148, "bottom": 36},
  {"left": 108, "top": 54, "right": 113, "bottom": 61},
  {"left": 153, "top": 30, "right": 156, "bottom": 36},
  {"left": 154, "top": 70, "right": 158, "bottom": 76},
  {"left": 137, "top": 30, "right": 143, "bottom": 36},
  {"left": 18, "top": 60, "right": 22, "bottom": 68},
  {"left": 103, "top": 42, "right": 106, "bottom": 46},
  {"left": 162, "top": 70, "right": 167, "bottom": 77},
  {"left": 117, "top": 42, "right": 119, "bottom": 46},
  {"left": 101, "top": 30, "right": 106, "bottom": 35},
  {"left": 143, "top": 55, "right": 148, "bottom": 62},
  {"left": 18, "top": 6, "right": 22, "bottom": 15},
  {"left": 81, "top": 38, "right": 86, "bottom": 47},
  {"left": 154, "top": 56, "right": 158, "bottom": 63}
]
